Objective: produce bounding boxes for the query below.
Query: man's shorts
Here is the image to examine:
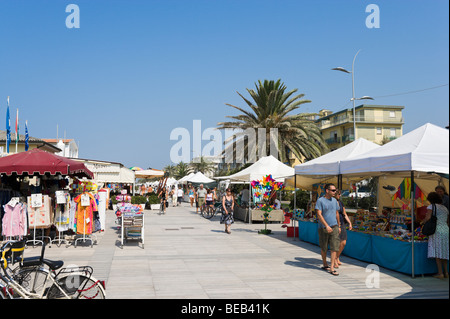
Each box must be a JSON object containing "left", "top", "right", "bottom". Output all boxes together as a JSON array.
[
  {"left": 318, "top": 225, "right": 340, "bottom": 252},
  {"left": 198, "top": 197, "right": 206, "bottom": 207}
]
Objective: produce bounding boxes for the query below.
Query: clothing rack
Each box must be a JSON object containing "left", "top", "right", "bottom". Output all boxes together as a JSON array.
[
  {"left": 74, "top": 192, "right": 97, "bottom": 248},
  {"left": 26, "top": 194, "right": 52, "bottom": 248},
  {"left": 51, "top": 191, "right": 70, "bottom": 247}
]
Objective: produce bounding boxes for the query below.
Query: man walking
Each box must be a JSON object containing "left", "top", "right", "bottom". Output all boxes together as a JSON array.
[
  {"left": 315, "top": 183, "right": 341, "bottom": 276},
  {"left": 196, "top": 184, "right": 207, "bottom": 213}
]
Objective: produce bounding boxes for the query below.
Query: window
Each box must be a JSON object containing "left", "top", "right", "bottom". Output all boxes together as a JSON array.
[
  {"left": 389, "top": 111, "right": 396, "bottom": 118},
  {"left": 390, "top": 128, "right": 396, "bottom": 137},
  {"left": 376, "top": 127, "right": 382, "bottom": 135}
]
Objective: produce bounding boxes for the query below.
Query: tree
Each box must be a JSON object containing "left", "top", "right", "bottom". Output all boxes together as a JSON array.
[
  {"left": 163, "top": 164, "right": 176, "bottom": 178},
  {"left": 217, "top": 79, "right": 328, "bottom": 164},
  {"left": 190, "top": 156, "right": 215, "bottom": 175},
  {"left": 174, "top": 161, "right": 192, "bottom": 180}
]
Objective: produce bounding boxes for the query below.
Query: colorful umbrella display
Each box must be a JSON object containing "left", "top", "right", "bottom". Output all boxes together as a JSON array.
[{"left": 130, "top": 167, "right": 143, "bottom": 171}]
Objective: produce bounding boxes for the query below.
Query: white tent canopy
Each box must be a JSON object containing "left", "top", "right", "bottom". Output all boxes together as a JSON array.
[
  {"left": 286, "top": 138, "right": 381, "bottom": 190},
  {"left": 340, "top": 123, "right": 449, "bottom": 176},
  {"left": 186, "top": 171, "right": 215, "bottom": 184},
  {"left": 295, "top": 138, "right": 380, "bottom": 176},
  {"left": 178, "top": 172, "right": 195, "bottom": 183},
  {"left": 215, "top": 155, "right": 294, "bottom": 182}
]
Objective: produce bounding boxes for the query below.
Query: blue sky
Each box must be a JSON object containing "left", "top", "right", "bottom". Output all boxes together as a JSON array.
[{"left": 0, "top": 0, "right": 448, "bottom": 169}]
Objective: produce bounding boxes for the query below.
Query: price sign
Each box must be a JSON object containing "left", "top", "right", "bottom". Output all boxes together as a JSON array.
[
  {"left": 31, "top": 194, "right": 43, "bottom": 208},
  {"left": 80, "top": 194, "right": 90, "bottom": 206}
]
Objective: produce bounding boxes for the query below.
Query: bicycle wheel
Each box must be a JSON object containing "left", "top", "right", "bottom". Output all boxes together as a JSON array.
[
  {"left": 202, "top": 206, "right": 215, "bottom": 219},
  {"left": 12, "top": 266, "right": 50, "bottom": 298},
  {"left": 47, "top": 274, "right": 105, "bottom": 299}
]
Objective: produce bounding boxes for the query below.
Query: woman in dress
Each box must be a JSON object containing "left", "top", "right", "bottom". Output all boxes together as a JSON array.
[
  {"left": 221, "top": 188, "right": 235, "bottom": 234},
  {"left": 422, "top": 191, "right": 449, "bottom": 279}
]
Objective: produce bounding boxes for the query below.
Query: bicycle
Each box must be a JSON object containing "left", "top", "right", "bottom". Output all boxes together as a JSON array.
[
  {"left": 201, "top": 202, "right": 223, "bottom": 219},
  {"left": 0, "top": 240, "right": 106, "bottom": 299}
]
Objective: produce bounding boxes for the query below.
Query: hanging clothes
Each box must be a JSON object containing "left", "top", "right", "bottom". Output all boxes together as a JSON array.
[
  {"left": 74, "top": 192, "right": 98, "bottom": 235},
  {"left": 54, "top": 194, "right": 71, "bottom": 232},
  {"left": 2, "top": 199, "right": 28, "bottom": 238},
  {"left": 27, "top": 195, "right": 53, "bottom": 229}
]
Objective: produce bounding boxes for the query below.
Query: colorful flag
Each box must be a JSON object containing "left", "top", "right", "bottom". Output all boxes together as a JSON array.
[
  {"left": 6, "top": 97, "right": 11, "bottom": 153},
  {"left": 25, "top": 120, "right": 29, "bottom": 151},
  {"left": 15, "top": 109, "right": 19, "bottom": 153}
]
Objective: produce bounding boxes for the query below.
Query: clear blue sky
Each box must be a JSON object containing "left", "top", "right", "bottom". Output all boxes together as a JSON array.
[{"left": 1, "top": 0, "right": 448, "bottom": 169}]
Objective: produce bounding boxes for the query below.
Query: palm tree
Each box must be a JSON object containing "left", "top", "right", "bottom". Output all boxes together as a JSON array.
[
  {"left": 190, "top": 156, "right": 216, "bottom": 175},
  {"left": 217, "top": 79, "right": 328, "bottom": 163},
  {"left": 163, "top": 164, "right": 176, "bottom": 178},
  {"left": 174, "top": 161, "right": 192, "bottom": 179}
]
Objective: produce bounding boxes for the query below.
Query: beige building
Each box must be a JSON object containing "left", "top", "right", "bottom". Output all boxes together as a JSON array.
[
  {"left": 0, "top": 130, "right": 61, "bottom": 156},
  {"left": 316, "top": 104, "right": 404, "bottom": 150}
]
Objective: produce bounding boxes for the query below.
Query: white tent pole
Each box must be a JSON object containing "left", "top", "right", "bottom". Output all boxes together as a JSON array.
[
  {"left": 248, "top": 181, "right": 252, "bottom": 224},
  {"left": 411, "top": 171, "right": 415, "bottom": 278}
]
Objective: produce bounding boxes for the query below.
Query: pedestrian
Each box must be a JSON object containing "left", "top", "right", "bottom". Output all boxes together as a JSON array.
[
  {"left": 221, "top": 188, "right": 235, "bottom": 234},
  {"left": 188, "top": 185, "right": 195, "bottom": 207},
  {"left": 421, "top": 191, "right": 449, "bottom": 279},
  {"left": 206, "top": 188, "right": 214, "bottom": 212},
  {"left": 158, "top": 187, "right": 167, "bottom": 214},
  {"left": 177, "top": 187, "right": 184, "bottom": 206},
  {"left": 315, "top": 183, "right": 341, "bottom": 276},
  {"left": 171, "top": 186, "right": 177, "bottom": 207},
  {"left": 334, "top": 190, "right": 352, "bottom": 269},
  {"left": 196, "top": 184, "right": 207, "bottom": 213},
  {"left": 435, "top": 185, "right": 449, "bottom": 212}
]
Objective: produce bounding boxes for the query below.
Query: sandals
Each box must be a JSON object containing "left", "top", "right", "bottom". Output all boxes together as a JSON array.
[
  {"left": 329, "top": 270, "right": 339, "bottom": 276},
  {"left": 321, "top": 266, "right": 330, "bottom": 271}
]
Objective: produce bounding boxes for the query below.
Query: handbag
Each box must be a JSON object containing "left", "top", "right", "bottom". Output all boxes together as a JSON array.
[{"left": 422, "top": 204, "right": 437, "bottom": 236}]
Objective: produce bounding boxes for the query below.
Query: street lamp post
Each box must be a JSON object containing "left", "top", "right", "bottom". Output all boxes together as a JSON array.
[{"left": 332, "top": 50, "right": 373, "bottom": 141}]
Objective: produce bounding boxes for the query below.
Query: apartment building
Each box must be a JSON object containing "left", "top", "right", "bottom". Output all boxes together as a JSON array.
[{"left": 316, "top": 104, "right": 404, "bottom": 150}]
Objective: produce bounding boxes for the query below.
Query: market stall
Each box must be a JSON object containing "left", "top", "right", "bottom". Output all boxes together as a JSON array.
[
  {"left": 0, "top": 149, "right": 96, "bottom": 247},
  {"left": 295, "top": 123, "right": 449, "bottom": 276},
  {"left": 215, "top": 155, "right": 294, "bottom": 223}
]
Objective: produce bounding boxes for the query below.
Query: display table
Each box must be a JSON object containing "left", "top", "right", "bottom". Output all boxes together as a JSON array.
[
  {"left": 251, "top": 209, "right": 284, "bottom": 223},
  {"left": 297, "top": 220, "right": 442, "bottom": 276}
]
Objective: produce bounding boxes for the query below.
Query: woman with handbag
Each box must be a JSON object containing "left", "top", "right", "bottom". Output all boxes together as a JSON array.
[{"left": 421, "top": 192, "right": 449, "bottom": 279}]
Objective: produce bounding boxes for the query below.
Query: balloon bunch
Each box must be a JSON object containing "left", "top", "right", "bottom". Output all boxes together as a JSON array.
[{"left": 251, "top": 174, "right": 284, "bottom": 201}]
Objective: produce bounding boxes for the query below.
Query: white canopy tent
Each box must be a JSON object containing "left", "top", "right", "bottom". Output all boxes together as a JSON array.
[
  {"left": 178, "top": 172, "right": 195, "bottom": 184},
  {"left": 338, "top": 123, "right": 449, "bottom": 278},
  {"left": 286, "top": 138, "right": 381, "bottom": 191},
  {"left": 215, "top": 155, "right": 294, "bottom": 182},
  {"left": 186, "top": 171, "right": 216, "bottom": 184},
  {"left": 215, "top": 155, "right": 295, "bottom": 223},
  {"left": 340, "top": 123, "right": 449, "bottom": 176}
]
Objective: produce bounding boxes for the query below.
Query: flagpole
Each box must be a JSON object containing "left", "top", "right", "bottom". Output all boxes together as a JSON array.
[{"left": 15, "top": 108, "right": 19, "bottom": 153}]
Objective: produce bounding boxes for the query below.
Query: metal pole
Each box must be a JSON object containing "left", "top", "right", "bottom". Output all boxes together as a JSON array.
[
  {"left": 411, "top": 171, "right": 415, "bottom": 278},
  {"left": 351, "top": 49, "right": 361, "bottom": 140},
  {"left": 293, "top": 174, "right": 297, "bottom": 241}
]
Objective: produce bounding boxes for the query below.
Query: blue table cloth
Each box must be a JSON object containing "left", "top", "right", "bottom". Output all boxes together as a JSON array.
[{"left": 297, "top": 220, "right": 442, "bottom": 275}]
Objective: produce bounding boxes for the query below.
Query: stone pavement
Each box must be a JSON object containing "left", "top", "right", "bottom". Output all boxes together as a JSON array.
[{"left": 23, "top": 203, "right": 449, "bottom": 299}]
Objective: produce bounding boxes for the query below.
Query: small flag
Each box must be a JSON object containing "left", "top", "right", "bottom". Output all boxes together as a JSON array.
[
  {"left": 6, "top": 97, "right": 11, "bottom": 153},
  {"left": 25, "top": 120, "right": 29, "bottom": 151},
  {"left": 15, "top": 109, "right": 19, "bottom": 146}
]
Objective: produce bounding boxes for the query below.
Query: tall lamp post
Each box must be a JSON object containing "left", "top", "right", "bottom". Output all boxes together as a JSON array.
[{"left": 332, "top": 49, "right": 373, "bottom": 140}]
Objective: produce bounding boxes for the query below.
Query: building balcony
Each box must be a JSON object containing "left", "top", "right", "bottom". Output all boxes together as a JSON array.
[
  {"left": 325, "top": 137, "right": 341, "bottom": 144},
  {"left": 318, "top": 116, "right": 404, "bottom": 130},
  {"left": 342, "top": 135, "right": 355, "bottom": 143}
]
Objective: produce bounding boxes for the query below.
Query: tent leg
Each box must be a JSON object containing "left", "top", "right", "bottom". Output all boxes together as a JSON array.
[
  {"left": 248, "top": 182, "right": 252, "bottom": 224},
  {"left": 411, "top": 171, "right": 415, "bottom": 278}
]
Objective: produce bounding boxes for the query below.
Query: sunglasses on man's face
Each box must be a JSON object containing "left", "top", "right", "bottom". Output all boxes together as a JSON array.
[{"left": 328, "top": 189, "right": 337, "bottom": 192}]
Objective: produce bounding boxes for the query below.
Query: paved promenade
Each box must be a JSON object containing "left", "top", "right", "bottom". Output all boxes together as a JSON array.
[{"left": 24, "top": 203, "right": 449, "bottom": 300}]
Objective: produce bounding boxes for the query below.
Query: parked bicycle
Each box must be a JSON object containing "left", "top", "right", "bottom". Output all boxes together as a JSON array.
[
  {"left": 0, "top": 240, "right": 106, "bottom": 299},
  {"left": 201, "top": 202, "right": 223, "bottom": 219}
]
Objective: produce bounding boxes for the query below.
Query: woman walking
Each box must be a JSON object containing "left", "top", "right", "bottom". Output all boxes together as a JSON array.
[
  {"left": 422, "top": 191, "right": 449, "bottom": 279},
  {"left": 221, "top": 188, "right": 235, "bottom": 234},
  {"left": 188, "top": 185, "right": 195, "bottom": 207}
]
